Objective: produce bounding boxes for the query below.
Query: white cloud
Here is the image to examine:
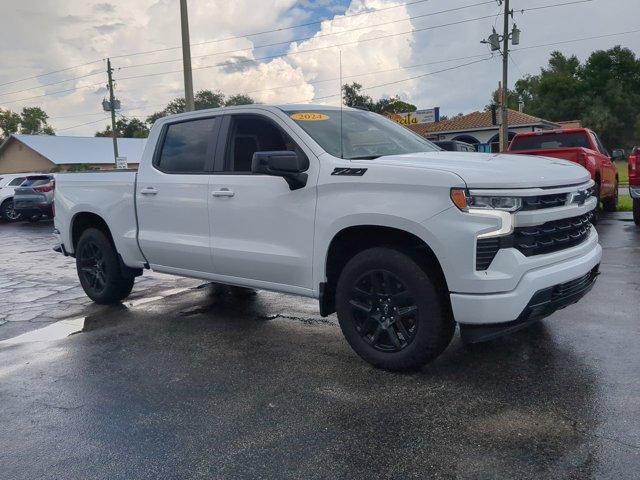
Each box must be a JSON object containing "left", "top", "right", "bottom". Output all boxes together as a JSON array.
[{"left": 0, "top": 0, "right": 638, "bottom": 135}]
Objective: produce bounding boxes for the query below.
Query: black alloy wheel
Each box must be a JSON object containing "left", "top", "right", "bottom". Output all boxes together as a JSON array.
[
  {"left": 75, "top": 228, "right": 135, "bottom": 304},
  {"left": 336, "top": 247, "right": 455, "bottom": 371},
  {"left": 349, "top": 269, "right": 418, "bottom": 352},
  {"left": 1, "top": 200, "right": 22, "bottom": 222},
  {"left": 78, "top": 240, "right": 108, "bottom": 294}
]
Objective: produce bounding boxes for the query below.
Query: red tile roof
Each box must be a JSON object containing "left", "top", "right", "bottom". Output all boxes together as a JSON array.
[{"left": 407, "top": 109, "right": 559, "bottom": 136}]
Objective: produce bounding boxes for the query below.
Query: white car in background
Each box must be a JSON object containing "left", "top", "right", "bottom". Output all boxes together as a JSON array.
[{"left": 0, "top": 173, "right": 38, "bottom": 222}]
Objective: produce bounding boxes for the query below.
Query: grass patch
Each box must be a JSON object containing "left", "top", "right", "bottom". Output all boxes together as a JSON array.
[
  {"left": 615, "top": 161, "right": 629, "bottom": 185},
  {"left": 618, "top": 195, "right": 633, "bottom": 212}
]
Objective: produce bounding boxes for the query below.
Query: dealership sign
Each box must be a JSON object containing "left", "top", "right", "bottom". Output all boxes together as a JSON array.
[{"left": 390, "top": 107, "right": 440, "bottom": 125}]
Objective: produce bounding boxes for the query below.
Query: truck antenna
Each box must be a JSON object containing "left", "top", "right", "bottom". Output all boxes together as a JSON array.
[{"left": 339, "top": 49, "right": 344, "bottom": 160}]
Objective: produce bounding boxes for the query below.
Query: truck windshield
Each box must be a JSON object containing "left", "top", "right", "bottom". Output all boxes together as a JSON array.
[
  {"left": 285, "top": 109, "right": 438, "bottom": 159},
  {"left": 510, "top": 132, "right": 591, "bottom": 151}
]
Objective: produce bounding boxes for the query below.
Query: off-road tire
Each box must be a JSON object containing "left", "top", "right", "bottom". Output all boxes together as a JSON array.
[
  {"left": 335, "top": 247, "right": 455, "bottom": 371},
  {"left": 76, "top": 228, "right": 135, "bottom": 304}
]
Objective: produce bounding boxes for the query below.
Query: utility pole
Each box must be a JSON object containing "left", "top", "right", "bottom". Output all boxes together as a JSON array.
[
  {"left": 500, "top": 0, "right": 510, "bottom": 153},
  {"left": 106, "top": 58, "right": 119, "bottom": 163},
  {"left": 481, "top": 1, "right": 520, "bottom": 152},
  {"left": 180, "top": 0, "right": 195, "bottom": 111}
]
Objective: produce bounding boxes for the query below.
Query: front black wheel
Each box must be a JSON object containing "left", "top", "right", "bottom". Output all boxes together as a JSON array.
[
  {"left": 336, "top": 247, "right": 454, "bottom": 371},
  {"left": 602, "top": 180, "right": 619, "bottom": 212},
  {"left": 1, "top": 199, "right": 22, "bottom": 222},
  {"left": 634, "top": 199, "right": 640, "bottom": 226},
  {"left": 76, "top": 228, "right": 134, "bottom": 304}
]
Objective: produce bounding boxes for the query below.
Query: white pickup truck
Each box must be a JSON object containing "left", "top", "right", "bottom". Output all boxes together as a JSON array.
[{"left": 54, "top": 104, "right": 601, "bottom": 370}]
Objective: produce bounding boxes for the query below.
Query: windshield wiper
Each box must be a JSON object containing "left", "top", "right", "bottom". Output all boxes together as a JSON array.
[{"left": 346, "top": 155, "right": 380, "bottom": 160}]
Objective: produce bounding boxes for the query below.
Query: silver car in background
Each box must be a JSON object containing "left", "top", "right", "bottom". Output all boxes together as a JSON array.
[{"left": 13, "top": 175, "right": 55, "bottom": 222}]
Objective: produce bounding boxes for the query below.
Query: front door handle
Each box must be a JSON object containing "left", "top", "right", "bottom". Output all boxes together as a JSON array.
[
  {"left": 212, "top": 188, "right": 235, "bottom": 198},
  {"left": 140, "top": 187, "right": 158, "bottom": 195}
]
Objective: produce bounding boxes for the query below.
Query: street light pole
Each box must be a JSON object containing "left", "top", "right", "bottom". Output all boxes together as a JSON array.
[
  {"left": 180, "top": 0, "right": 195, "bottom": 112},
  {"left": 500, "top": 0, "right": 510, "bottom": 153}
]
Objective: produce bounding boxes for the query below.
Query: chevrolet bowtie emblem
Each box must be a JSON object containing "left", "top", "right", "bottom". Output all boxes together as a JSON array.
[{"left": 569, "top": 190, "right": 588, "bottom": 206}]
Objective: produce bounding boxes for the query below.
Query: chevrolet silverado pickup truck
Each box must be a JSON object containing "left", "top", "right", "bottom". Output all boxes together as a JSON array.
[
  {"left": 508, "top": 128, "right": 619, "bottom": 212},
  {"left": 629, "top": 147, "right": 640, "bottom": 225},
  {"left": 53, "top": 105, "right": 601, "bottom": 371}
]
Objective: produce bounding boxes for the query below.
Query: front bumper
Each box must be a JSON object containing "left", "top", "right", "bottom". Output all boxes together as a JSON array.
[
  {"left": 459, "top": 265, "right": 599, "bottom": 343},
  {"left": 450, "top": 236, "right": 602, "bottom": 326},
  {"left": 630, "top": 186, "right": 640, "bottom": 199}
]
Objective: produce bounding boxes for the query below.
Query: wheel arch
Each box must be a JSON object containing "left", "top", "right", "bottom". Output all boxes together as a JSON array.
[
  {"left": 71, "top": 211, "right": 115, "bottom": 251},
  {"left": 319, "top": 224, "right": 449, "bottom": 317}
]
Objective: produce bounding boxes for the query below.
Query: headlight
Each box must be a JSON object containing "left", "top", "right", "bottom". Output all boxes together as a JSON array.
[{"left": 450, "top": 188, "right": 522, "bottom": 212}]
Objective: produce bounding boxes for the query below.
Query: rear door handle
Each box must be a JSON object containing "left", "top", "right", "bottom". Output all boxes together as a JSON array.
[
  {"left": 212, "top": 188, "right": 235, "bottom": 198},
  {"left": 140, "top": 187, "right": 158, "bottom": 195}
]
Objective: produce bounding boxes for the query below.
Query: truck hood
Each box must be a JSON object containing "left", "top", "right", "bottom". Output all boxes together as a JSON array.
[{"left": 359, "top": 151, "right": 591, "bottom": 188}]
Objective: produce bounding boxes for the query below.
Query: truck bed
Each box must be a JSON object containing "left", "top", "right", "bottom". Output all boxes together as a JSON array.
[
  {"left": 54, "top": 170, "right": 146, "bottom": 267},
  {"left": 508, "top": 147, "right": 589, "bottom": 166}
]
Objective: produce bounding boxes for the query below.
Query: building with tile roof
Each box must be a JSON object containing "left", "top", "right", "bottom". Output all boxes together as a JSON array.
[{"left": 407, "top": 109, "right": 561, "bottom": 152}]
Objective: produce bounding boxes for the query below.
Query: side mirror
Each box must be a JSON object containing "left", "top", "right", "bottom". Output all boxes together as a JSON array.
[
  {"left": 251, "top": 150, "right": 309, "bottom": 190},
  {"left": 612, "top": 149, "right": 625, "bottom": 160}
]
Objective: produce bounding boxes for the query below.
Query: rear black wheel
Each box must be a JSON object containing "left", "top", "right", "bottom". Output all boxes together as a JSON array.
[
  {"left": 336, "top": 247, "right": 454, "bottom": 371},
  {"left": 76, "top": 228, "right": 134, "bottom": 304},
  {"left": 1, "top": 199, "right": 22, "bottom": 222},
  {"left": 634, "top": 199, "right": 640, "bottom": 226}
]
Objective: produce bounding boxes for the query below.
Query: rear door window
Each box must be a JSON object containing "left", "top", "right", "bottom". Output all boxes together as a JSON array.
[
  {"left": 155, "top": 117, "right": 219, "bottom": 173},
  {"left": 510, "top": 133, "right": 592, "bottom": 151},
  {"left": 8, "top": 177, "right": 26, "bottom": 186}
]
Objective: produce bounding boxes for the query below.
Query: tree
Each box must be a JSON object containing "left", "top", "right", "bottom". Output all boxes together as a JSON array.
[
  {"left": 0, "top": 107, "right": 55, "bottom": 141},
  {"left": 146, "top": 90, "right": 254, "bottom": 124},
  {"left": 498, "top": 47, "right": 640, "bottom": 149},
  {"left": 0, "top": 109, "right": 21, "bottom": 142},
  {"left": 95, "top": 117, "right": 149, "bottom": 138},
  {"left": 225, "top": 94, "right": 254, "bottom": 106},
  {"left": 19, "top": 107, "right": 55, "bottom": 135},
  {"left": 342, "top": 82, "right": 375, "bottom": 111},
  {"left": 342, "top": 83, "right": 417, "bottom": 114}
]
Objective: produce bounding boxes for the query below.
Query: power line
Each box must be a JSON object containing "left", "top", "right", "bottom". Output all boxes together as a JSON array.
[
  {"left": 116, "top": 0, "right": 597, "bottom": 82},
  {"left": 0, "top": 59, "right": 103, "bottom": 88},
  {"left": 116, "top": 13, "right": 499, "bottom": 82},
  {"left": 109, "top": 0, "right": 439, "bottom": 60},
  {"left": 0, "top": 81, "right": 106, "bottom": 106},
  {"left": 44, "top": 26, "right": 640, "bottom": 122},
  {"left": 0, "top": 69, "right": 104, "bottom": 99},
  {"left": 119, "top": 1, "right": 496, "bottom": 71},
  {"left": 512, "top": 28, "right": 640, "bottom": 53},
  {"left": 56, "top": 117, "right": 110, "bottom": 132}
]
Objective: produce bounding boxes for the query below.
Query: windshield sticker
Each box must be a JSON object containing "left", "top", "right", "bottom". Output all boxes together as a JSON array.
[{"left": 290, "top": 112, "right": 329, "bottom": 121}]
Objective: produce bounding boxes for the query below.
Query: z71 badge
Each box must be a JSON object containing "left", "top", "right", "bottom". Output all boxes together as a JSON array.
[{"left": 331, "top": 168, "right": 368, "bottom": 176}]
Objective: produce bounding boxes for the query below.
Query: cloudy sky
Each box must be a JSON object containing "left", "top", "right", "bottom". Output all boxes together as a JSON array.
[{"left": 0, "top": 0, "right": 638, "bottom": 135}]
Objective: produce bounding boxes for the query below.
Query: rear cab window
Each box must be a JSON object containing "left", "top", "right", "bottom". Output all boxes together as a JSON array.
[
  {"left": 510, "top": 132, "right": 592, "bottom": 151},
  {"left": 154, "top": 117, "right": 220, "bottom": 174}
]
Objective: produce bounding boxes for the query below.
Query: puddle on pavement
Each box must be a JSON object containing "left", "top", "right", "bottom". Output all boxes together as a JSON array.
[{"left": 0, "top": 286, "right": 197, "bottom": 345}]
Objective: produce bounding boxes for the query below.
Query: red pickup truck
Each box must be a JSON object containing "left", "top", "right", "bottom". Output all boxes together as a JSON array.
[
  {"left": 629, "top": 147, "right": 640, "bottom": 225},
  {"left": 508, "top": 128, "right": 619, "bottom": 211}
]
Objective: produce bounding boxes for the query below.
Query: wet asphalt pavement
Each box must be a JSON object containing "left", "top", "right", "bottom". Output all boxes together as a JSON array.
[{"left": 1, "top": 214, "right": 639, "bottom": 479}]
